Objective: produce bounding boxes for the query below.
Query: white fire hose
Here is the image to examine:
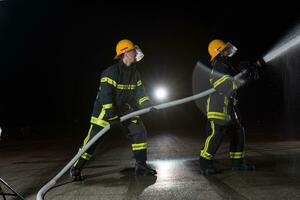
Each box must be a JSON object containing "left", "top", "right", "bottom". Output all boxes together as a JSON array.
[{"left": 36, "top": 70, "right": 247, "bottom": 200}]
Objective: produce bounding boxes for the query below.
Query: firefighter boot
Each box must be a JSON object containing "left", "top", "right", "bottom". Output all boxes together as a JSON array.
[
  {"left": 135, "top": 161, "right": 157, "bottom": 176},
  {"left": 70, "top": 167, "right": 83, "bottom": 181},
  {"left": 70, "top": 158, "right": 86, "bottom": 181},
  {"left": 199, "top": 157, "right": 220, "bottom": 175},
  {"left": 232, "top": 159, "right": 255, "bottom": 171}
]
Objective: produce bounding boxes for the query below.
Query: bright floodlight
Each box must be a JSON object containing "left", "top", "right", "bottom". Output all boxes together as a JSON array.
[{"left": 154, "top": 87, "right": 168, "bottom": 101}]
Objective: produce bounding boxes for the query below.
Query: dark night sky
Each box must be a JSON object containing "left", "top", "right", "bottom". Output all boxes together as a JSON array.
[{"left": 1, "top": 1, "right": 300, "bottom": 136}]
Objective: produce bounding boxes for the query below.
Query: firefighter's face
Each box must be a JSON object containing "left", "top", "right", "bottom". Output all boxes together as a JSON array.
[{"left": 124, "top": 49, "right": 137, "bottom": 64}]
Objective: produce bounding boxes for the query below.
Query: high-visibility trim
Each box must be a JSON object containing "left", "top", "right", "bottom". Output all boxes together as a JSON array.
[
  {"left": 102, "top": 104, "right": 112, "bottom": 109},
  {"left": 101, "top": 77, "right": 138, "bottom": 90},
  {"left": 138, "top": 96, "right": 150, "bottom": 105},
  {"left": 207, "top": 115, "right": 226, "bottom": 120},
  {"left": 132, "top": 142, "right": 147, "bottom": 151},
  {"left": 98, "top": 104, "right": 114, "bottom": 120},
  {"left": 208, "top": 112, "right": 225, "bottom": 117},
  {"left": 81, "top": 151, "right": 92, "bottom": 160},
  {"left": 213, "top": 75, "right": 230, "bottom": 88},
  {"left": 207, "top": 112, "right": 226, "bottom": 120},
  {"left": 90, "top": 117, "right": 109, "bottom": 127},
  {"left": 137, "top": 80, "right": 142, "bottom": 86},
  {"left": 200, "top": 150, "right": 213, "bottom": 160},
  {"left": 83, "top": 124, "right": 93, "bottom": 146},
  {"left": 101, "top": 77, "right": 117, "bottom": 87},
  {"left": 200, "top": 121, "right": 215, "bottom": 160},
  {"left": 230, "top": 152, "right": 244, "bottom": 159},
  {"left": 206, "top": 96, "right": 211, "bottom": 113},
  {"left": 99, "top": 107, "right": 106, "bottom": 120},
  {"left": 117, "top": 84, "right": 136, "bottom": 90}
]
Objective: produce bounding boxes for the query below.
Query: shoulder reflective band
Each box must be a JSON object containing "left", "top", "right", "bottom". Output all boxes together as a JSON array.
[
  {"left": 213, "top": 75, "right": 230, "bottom": 88},
  {"left": 101, "top": 77, "right": 117, "bottom": 87}
]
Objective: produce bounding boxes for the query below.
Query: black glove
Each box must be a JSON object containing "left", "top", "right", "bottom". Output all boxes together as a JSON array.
[
  {"left": 239, "top": 61, "right": 260, "bottom": 81},
  {"left": 109, "top": 118, "right": 123, "bottom": 132},
  {"left": 248, "top": 64, "right": 260, "bottom": 81}
]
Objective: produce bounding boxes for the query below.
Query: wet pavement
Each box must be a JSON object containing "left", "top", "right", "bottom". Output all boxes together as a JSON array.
[{"left": 1, "top": 129, "right": 300, "bottom": 200}]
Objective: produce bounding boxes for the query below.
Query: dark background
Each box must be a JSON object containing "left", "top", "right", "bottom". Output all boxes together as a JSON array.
[{"left": 1, "top": 1, "right": 300, "bottom": 138}]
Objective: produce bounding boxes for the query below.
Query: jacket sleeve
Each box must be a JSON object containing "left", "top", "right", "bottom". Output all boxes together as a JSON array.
[
  {"left": 134, "top": 71, "right": 152, "bottom": 109},
  {"left": 98, "top": 69, "right": 118, "bottom": 121},
  {"left": 210, "top": 66, "right": 237, "bottom": 96}
]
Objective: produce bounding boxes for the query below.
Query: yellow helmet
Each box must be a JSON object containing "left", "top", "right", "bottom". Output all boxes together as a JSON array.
[
  {"left": 114, "top": 39, "right": 135, "bottom": 59},
  {"left": 208, "top": 39, "right": 227, "bottom": 61}
]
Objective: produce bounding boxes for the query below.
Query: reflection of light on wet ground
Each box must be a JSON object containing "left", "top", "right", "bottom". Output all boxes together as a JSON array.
[
  {"left": 148, "top": 158, "right": 191, "bottom": 190},
  {"left": 151, "top": 160, "right": 175, "bottom": 179}
]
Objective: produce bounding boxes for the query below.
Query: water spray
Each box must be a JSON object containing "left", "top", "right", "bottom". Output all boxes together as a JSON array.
[{"left": 263, "top": 34, "right": 300, "bottom": 63}]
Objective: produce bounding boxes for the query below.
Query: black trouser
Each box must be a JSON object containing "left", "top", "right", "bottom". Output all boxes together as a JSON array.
[
  {"left": 200, "top": 119, "right": 245, "bottom": 160},
  {"left": 73, "top": 118, "right": 148, "bottom": 169}
]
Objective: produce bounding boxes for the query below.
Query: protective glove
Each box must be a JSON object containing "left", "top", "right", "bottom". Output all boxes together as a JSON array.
[
  {"left": 109, "top": 118, "right": 123, "bottom": 132},
  {"left": 238, "top": 61, "right": 260, "bottom": 81},
  {"left": 248, "top": 64, "right": 260, "bottom": 81}
]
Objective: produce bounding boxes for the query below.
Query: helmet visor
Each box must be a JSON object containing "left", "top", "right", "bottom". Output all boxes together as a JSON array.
[
  {"left": 221, "top": 42, "right": 238, "bottom": 57},
  {"left": 135, "top": 45, "right": 144, "bottom": 62}
]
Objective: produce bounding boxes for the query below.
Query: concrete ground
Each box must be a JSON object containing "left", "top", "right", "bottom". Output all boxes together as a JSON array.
[{"left": 1, "top": 129, "right": 300, "bottom": 200}]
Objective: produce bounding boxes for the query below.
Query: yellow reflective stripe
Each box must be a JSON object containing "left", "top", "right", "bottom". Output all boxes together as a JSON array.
[
  {"left": 99, "top": 107, "right": 106, "bottom": 119},
  {"left": 132, "top": 142, "right": 147, "bottom": 151},
  {"left": 83, "top": 124, "right": 93, "bottom": 146},
  {"left": 99, "top": 104, "right": 113, "bottom": 120},
  {"left": 138, "top": 96, "right": 150, "bottom": 105},
  {"left": 101, "top": 77, "right": 140, "bottom": 90},
  {"left": 207, "top": 112, "right": 226, "bottom": 120},
  {"left": 207, "top": 115, "right": 225, "bottom": 120},
  {"left": 200, "top": 150, "right": 213, "bottom": 160},
  {"left": 103, "top": 104, "right": 112, "bottom": 109},
  {"left": 101, "top": 77, "right": 117, "bottom": 87},
  {"left": 81, "top": 152, "right": 92, "bottom": 160},
  {"left": 90, "top": 117, "right": 109, "bottom": 127},
  {"left": 213, "top": 75, "right": 230, "bottom": 88},
  {"left": 208, "top": 112, "right": 225, "bottom": 117},
  {"left": 206, "top": 96, "right": 211, "bottom": 113},
  {"left": 230, "top": 152, "right": 244, "bottom": 159},
  {"left": 200, "top": 121, "right": 215, "bottom": 160},
  {"left": 137, "top": 80, "right": 142, "bottom": 86},
  {"left": 117, "top": 84, "right": 136, "bottom": 90}
]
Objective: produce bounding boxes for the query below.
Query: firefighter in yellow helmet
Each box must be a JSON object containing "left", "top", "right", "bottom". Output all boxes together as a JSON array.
[
  {"left": 70, "top": 39, "right": 157, "bottom": 180},
  {"left": 199, "top": 39, "right": 258, "bottom": 175}
]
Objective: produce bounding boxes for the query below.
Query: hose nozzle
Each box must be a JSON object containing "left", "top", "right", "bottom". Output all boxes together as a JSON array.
[{"left": 255, "top": 58, "right": 266, "bottom": 67}]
